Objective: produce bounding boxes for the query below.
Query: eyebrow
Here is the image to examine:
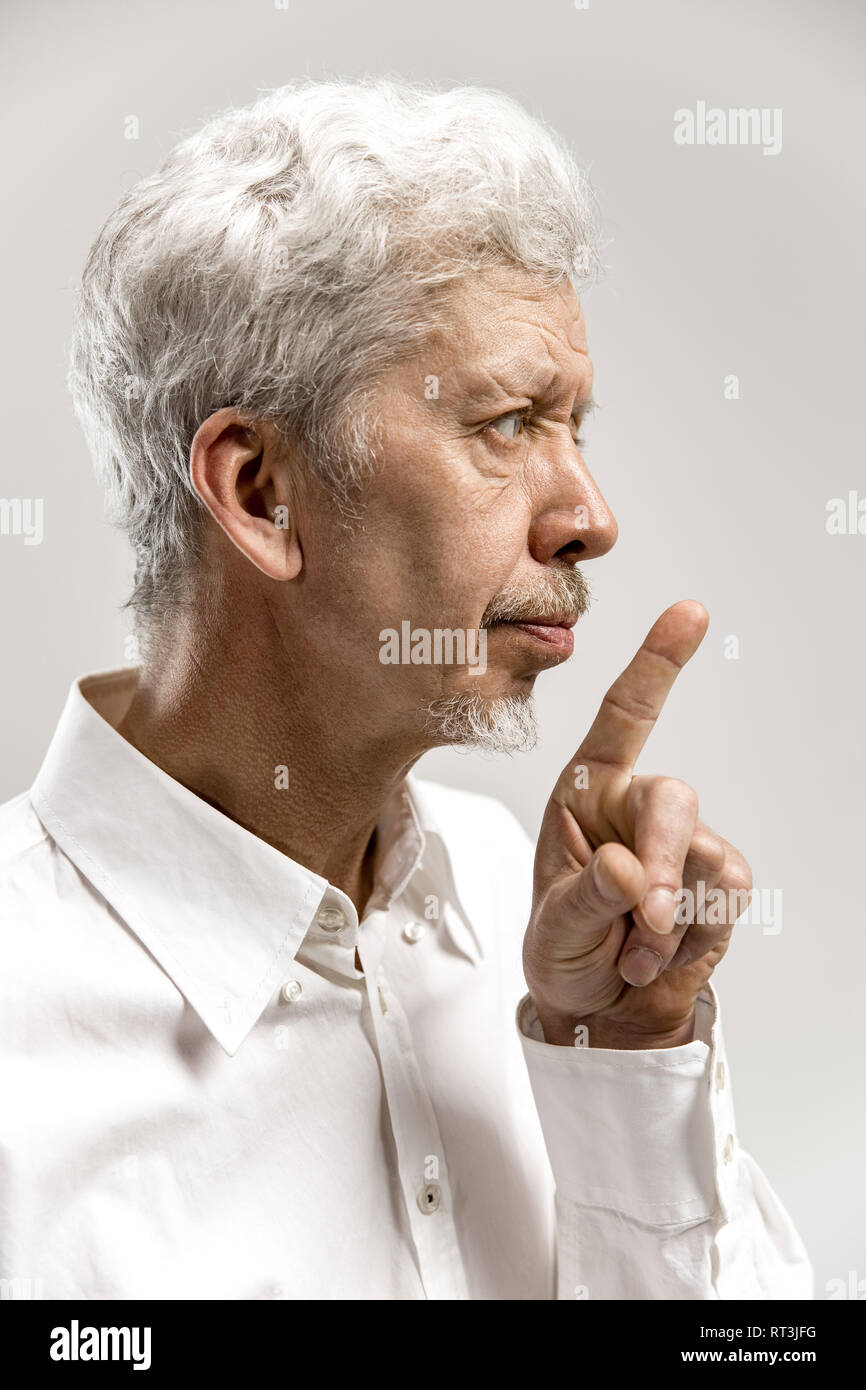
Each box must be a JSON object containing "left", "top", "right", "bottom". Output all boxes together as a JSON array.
[
  {"left": 482, "top": 382, "right": 598, "bottom": 418},
  {"left": 460, "top": 361, "right": 594, "bottom": 411}
]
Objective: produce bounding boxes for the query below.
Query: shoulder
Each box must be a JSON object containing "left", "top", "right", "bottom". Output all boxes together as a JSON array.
[
  {"left": 0, "top": 789, "right": 103, "bottom": 952},
  {"left": 0, "top": 790, "right": 50, "bottom": 872}
]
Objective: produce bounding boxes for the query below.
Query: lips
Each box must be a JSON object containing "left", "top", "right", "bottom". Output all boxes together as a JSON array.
[
  {"left": 502, "top": 615, "right": 577, "bottom": 656},
  {"left": 511, "top": 615, "right": 579, "bottom": 630}
]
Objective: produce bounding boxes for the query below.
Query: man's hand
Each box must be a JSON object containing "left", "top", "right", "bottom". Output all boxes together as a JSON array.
[{"left": 523, "top": 600, "right": 753, "bottom": 1049}]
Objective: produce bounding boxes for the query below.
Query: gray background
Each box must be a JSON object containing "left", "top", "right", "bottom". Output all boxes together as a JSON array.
[{"left": 1, "top": 0, "right": 863, "bottom": 1296}]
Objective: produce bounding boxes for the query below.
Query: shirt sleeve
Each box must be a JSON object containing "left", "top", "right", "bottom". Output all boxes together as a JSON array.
[{"left": 516, "top": 982, "right": 814, "bottom": 1300}]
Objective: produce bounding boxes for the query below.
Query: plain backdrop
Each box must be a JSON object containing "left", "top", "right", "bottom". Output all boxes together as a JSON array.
[{"left": 1, "top": 0, "right": 863, "bottom": 1298}]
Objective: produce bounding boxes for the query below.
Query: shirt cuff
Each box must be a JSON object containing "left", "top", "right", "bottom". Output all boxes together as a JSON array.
[{"left": 517, "top": 983, "right": 736, "bottom": 1228}]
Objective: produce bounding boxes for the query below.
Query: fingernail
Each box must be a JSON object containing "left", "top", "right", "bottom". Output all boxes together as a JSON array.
[
  {"left": 621, "top": 946, "right": 663, "bottom": 986},
  {"left": 642, "top": 887, "right": 679, "bottom": 935}
]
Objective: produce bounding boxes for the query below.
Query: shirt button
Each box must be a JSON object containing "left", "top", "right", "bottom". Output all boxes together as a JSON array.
[
  {"left": 723, "top": 1133, "right": 735, "bottom": 1163},
  {"left": 402, "top": 921, "right": 426, "bottom": 944},
  {"left": 715, "top": 1060, "right": 726, "bottom": 1091},
  {"left": 316, "top": 905, "right": 346, "bottom": 933},
  {"left": 280, "top": 980, "right": 303, "bottom": 1003},
  {"left": 417, "top": 1181, "right": 441, "bottom": 1214}
]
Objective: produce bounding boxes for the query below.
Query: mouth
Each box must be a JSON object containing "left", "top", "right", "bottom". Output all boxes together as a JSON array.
[{"left": 495, "top": 614, "right": 578, "bottom": 658}]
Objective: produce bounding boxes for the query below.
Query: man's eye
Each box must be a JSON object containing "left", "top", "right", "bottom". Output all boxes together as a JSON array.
[
  {"left": 484, "top": 410, "right": 589, "bottom": 448},
  {"left": 487, "top": 410, "right": 527, "bottom": 441}
]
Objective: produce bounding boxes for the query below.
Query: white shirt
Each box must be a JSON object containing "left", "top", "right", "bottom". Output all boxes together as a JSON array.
[{"left": 0, "top": 669, "right": 813, "bottom": 1300}]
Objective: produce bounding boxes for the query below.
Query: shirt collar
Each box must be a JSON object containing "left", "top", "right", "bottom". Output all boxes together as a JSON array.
[
  {"left": 402, "top": 781, "right": 487, "bottom": 968},
  {"left": 30, "top": 669, "right": 483, "bottom": 1056}
]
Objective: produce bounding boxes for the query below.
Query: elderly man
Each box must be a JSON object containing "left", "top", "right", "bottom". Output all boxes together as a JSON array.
[{"left": 0, "top": 77, "right": 811, "bottom": 1300}]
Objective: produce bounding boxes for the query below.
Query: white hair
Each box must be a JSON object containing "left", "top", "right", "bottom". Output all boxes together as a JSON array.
[
  {"left": 424, "top": 691, "right": 539, "bottom": 755},
  {"left": 68, "top": 76, "right": 601, "bottom": 623}
]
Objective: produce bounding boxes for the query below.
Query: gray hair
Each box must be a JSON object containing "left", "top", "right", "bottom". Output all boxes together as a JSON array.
[{"left": 68, "top": 76, "right": 601, "bottom": 624}]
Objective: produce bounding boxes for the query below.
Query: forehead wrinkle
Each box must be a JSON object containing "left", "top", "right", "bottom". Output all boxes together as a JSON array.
[
  {"left": 457, "top": 347, "right": 592, "bottom": 409},
  {"left": 464, "top": 302, "right": 589, "bottom": 400},
  {"left": 532, "top": 313, "right": 588, "bottom": 359},
  {"left": 424, "top": 282, "right": 591, "bottom": 412}
]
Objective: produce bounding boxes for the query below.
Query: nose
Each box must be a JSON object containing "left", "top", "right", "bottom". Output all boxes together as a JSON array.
[{"left": 527, "top": 453, "right": 618, "bottom": 567}]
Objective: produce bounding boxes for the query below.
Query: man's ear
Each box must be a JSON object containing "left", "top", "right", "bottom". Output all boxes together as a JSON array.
[{"left": 189, "top": 408, "right": 303, "bottom": 582}]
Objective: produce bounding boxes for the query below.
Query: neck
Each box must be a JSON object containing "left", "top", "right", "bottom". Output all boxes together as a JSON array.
[{"left": 116, "top": 609, "right": 426, "bottom": 917}]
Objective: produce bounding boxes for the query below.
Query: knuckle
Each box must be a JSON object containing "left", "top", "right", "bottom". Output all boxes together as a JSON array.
[
  {"left": 643, "top": 775, "right": 698, "bottom": 813},
  {"left": 689, "top": 829, "right": 727, "bottom": 874},
  {"left": 628, "top": 774, "right": 699, "bottom": 818},
  {"left": 663, "top": 777, "right": 698, "bottom": 811},
  {"left": 605, "top": 681, "right": 658, "bottom": 722},
  {"left": 722, "top": 853, "right": 753, "bottom": 896},
  {"left": 673, "top": 923, "right": 733, "bottom": 965}
]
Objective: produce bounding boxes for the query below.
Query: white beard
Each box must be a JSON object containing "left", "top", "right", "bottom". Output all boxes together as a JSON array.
[{"left": 423, "top": 690, "right": 538, "bottom": 754}]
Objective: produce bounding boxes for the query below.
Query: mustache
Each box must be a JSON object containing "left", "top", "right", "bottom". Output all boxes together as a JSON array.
[{"left": 480, "top": 566, "right": 592, "bottom": 627}]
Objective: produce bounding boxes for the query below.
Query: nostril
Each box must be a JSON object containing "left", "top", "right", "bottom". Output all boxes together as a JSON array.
[{"left": 555, "top": 540, "right": 585, "bottom": 561}]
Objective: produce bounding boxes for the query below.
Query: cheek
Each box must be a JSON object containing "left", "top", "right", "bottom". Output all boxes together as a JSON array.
[
  {"left": 351, "top": 436, "right": 532, "bottom": 619},
  {"left": 413, "top": 502, "right": 531, "bottom": 628}
]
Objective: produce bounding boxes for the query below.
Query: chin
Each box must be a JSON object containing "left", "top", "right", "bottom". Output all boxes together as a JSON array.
[{"left": 422, "top": 684, "right": 538, "bottom": 755}]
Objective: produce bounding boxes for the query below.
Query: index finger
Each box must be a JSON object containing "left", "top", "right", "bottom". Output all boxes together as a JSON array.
[{"left": 576, "top": 600, "right": 709, "bottom": 771}]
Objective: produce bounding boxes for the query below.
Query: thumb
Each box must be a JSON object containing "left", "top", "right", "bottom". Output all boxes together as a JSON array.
[{"left": 554, "top": 842, "right": 646, "bottom": 946}]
